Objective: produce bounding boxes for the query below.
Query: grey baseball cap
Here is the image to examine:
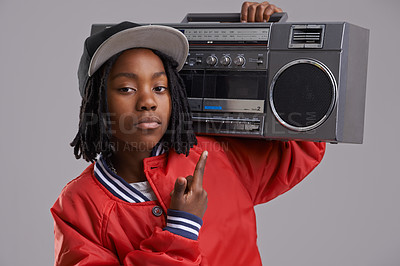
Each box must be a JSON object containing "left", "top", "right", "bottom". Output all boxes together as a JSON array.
[{"left": 77, "top": 21, "right": 189, "bottom": 97}]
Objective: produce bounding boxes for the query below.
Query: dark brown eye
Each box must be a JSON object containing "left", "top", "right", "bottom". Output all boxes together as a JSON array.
[
  {"left": 153, "top": 86, "right": 167, "bottom": 93},
  {"left": 118, "top": 87, "right": 135, "bottom": 93}
]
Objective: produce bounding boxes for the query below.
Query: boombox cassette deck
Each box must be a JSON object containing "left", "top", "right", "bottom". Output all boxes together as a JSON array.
[{"left": 91, "top": 13, "right": 369, "bottom": 144}]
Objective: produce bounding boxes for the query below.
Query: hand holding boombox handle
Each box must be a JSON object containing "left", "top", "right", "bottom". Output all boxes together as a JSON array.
[{"left": 181, "top": 12, "right": 288, "bottom": 23}]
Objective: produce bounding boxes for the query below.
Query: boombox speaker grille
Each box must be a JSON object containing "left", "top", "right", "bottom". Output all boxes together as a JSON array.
[{"left": 270, "top": 59, "right": 337, "bottom": 131}]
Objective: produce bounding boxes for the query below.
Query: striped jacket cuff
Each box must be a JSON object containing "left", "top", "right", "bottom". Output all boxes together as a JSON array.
[{"left": 164, "top": 209, "right": 203, "bottom": 240}]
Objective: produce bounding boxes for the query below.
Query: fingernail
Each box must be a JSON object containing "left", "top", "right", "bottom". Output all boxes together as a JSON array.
[{"left": 203, "top": 151, "right": 208, "bottom": 158}]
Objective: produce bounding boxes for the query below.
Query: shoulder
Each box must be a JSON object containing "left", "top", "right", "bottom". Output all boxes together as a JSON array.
[
  {"left": 60, "top": 164, "right": 98, "bottom": 199},
  {"left": 51, "top": 163, "right": 115, "bottom": 247},
  {"left": 53, "top": 163, "right": 113, "bottom": 215},
  {"left": 194, "top": 135, "right": 325, "bottom": 162},
  {"left": 195, "top": 135, "right": 274, "bottom": 154}
]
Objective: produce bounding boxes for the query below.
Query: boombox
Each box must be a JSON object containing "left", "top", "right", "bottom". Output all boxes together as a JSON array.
[{"left": 92, "top": 12, "right": 369, "bottom": 144}]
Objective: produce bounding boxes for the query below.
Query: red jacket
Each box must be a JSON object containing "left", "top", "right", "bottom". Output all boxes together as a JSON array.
[{"left": 51, "top": 136, "right": 325, "bottom": 265}]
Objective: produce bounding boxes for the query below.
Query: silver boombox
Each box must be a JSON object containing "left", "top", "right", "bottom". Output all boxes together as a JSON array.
[{"left": 92, "top": 13, "right": 369, "bottom": 144}]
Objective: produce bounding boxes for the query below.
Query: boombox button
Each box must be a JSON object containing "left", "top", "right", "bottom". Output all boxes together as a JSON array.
[
  {"left": 234, "top": 56, "right": 245, "bottom": 66},
  {"left": 257, "top": 58, "right": 264, "bottom": 64},
  {"left": 245, "top": 124, "right": 260, "bottom": 131},
  {"left": 206, "top": 55, "right": 218, "bottom": 66},
  {"left": 220, "top": 56, "right": 231, "bottom": 66}
]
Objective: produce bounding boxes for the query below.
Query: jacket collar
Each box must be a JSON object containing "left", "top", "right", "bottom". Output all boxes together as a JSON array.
[
  {"left": 93, "top": 142, "right": 166, "bottom": 203},
  {"left": 92, "top": 143, "right": 204, "bottom": 214}
]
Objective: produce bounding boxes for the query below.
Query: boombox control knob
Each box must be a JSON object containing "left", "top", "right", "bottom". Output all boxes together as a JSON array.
[
  {"left": 234, "top": 56, "right": 245, "bottom": 66},
  {"left": 220, "top": 56, "right": 231, "bottom": 66},
  {"left": 206, "top": 55, "right": 218, "bottom": 66}
]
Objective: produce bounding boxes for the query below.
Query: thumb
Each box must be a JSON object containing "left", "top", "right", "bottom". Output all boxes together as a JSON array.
[{"left": 172, "top": 177, "right": 187, "bottom": 198}]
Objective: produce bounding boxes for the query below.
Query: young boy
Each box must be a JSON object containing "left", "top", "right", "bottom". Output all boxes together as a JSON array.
[{"left": 51, "top": 2, "right": 325, "bottom": 265}]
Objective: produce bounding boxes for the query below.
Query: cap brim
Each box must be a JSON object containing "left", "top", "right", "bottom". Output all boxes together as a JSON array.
[{"left": 88, "top": 25, "right": 188, "bottom": 76}]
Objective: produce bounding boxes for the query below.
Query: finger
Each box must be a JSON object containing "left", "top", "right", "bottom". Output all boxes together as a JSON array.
[
  {"left": 192, "top": 151, "right": 208, "bottom": 189},
  {"left": 262, "top": 5, "right": 274, "bottom": 22},
  {"left": 263, "top": 4, "right": 282, "bottom": 22},
  {"left": 241, "top": 2, "right": 258, "bottom": 22},
  {"left": 172, "top": 177, "right": 187, "bottom": 198},
  {"left": 247, "top": 3, "right": 258, "bottom": 22},
  {"left": 185, "top": 175, "right": 194, "bottom": 193},
  {"left": 241, "top": 2, "right": 254, "bottom": 22},
  {"left": 255, "top": 2, "right": 270, "bottom": 22}
]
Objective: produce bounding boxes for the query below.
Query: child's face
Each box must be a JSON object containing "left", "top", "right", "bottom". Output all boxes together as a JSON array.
[{"left": 106, "top": 48, "right": 172, "bottom": 152}]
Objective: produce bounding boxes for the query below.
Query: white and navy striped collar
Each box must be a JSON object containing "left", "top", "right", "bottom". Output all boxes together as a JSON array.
[{"left": 93, "top": 143, "right": 166, "bottom": 203}]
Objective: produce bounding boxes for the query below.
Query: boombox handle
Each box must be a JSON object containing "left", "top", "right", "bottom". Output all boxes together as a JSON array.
[{"left": 181, "top": 12, "right": 288, "bottom": 23}]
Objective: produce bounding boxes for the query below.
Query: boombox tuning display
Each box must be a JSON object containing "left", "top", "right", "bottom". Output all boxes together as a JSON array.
[{"left": 91, "top": 12, "right": 369, "bottom": 144}]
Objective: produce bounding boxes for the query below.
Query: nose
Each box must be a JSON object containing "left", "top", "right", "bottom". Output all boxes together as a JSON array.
[{"left": 135, "top": 88, "right": 157, "bottom": 111}]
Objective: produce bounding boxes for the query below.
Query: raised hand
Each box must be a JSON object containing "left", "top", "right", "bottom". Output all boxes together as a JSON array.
[
  {"left": 241, "top": 1, "right": 283, "bottom": 22},
  {"left": 170, "top": 151, "right": 208, "bottom": 218}
]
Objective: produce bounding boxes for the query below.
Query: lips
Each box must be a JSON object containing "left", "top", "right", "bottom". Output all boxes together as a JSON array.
[{"left": 134, "top": 116, "right": 162, "bottom": 129}]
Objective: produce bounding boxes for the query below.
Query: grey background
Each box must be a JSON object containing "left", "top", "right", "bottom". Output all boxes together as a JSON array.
[{"left": 1, "top": 0, "right": 399, "bottom": 265}]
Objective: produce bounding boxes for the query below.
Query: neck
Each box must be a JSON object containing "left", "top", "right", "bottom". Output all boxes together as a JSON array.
[{"left": 108, "top": 138, "right": 156, "bottom": 183}]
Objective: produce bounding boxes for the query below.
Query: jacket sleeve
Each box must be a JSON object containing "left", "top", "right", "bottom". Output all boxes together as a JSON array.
[
  {"left": 220, "top": 138, "right": 326, "bottom": 205},
  {"left": 51, "top": 188, "right": 203, "bottom": 265}
]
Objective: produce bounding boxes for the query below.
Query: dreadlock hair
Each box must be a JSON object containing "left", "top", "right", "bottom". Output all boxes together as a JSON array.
[{"left": 70, "top": 49, "right": 197, "bottom": 162}]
